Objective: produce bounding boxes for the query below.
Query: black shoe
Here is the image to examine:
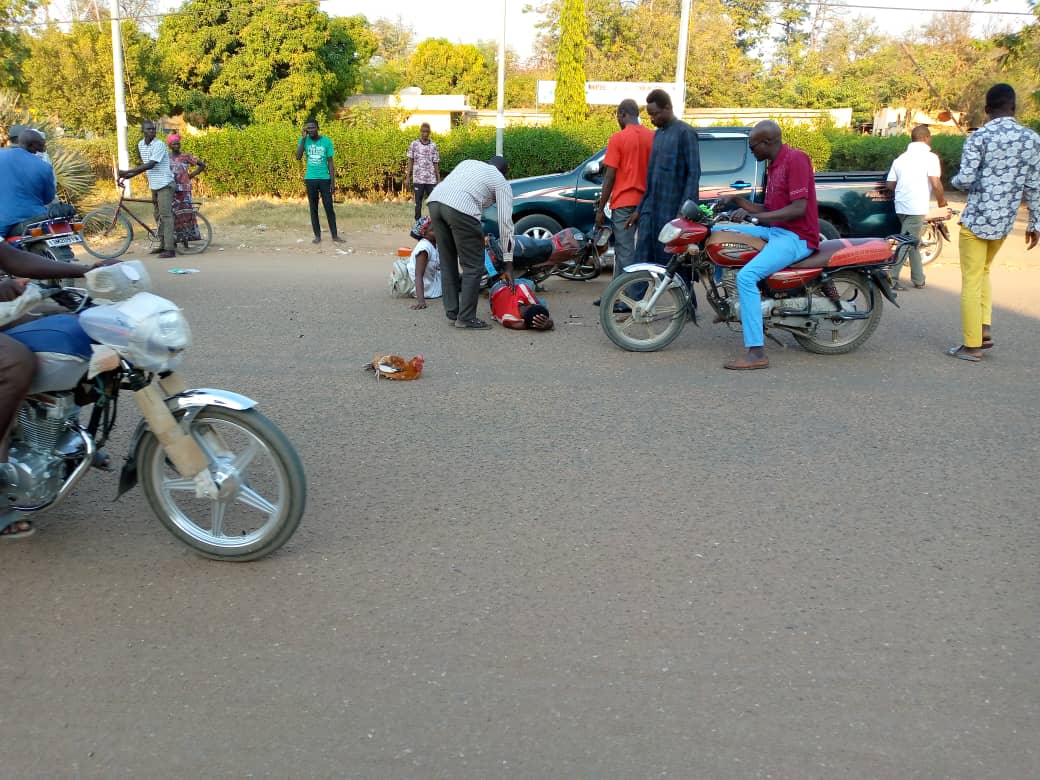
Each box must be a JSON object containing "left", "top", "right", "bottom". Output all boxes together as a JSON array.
[
  {"left": 311, "top": 237, "right": 321, "bottom": 244},
  {"left": 593, "top": 298, "right": 601, "bottom": 306},
  {"left": 612, "top": 302, "right": 631, "bottom": 314},
  {"left": 148, "top": 247, "right": 166, "bottom": 255},
  {"left": 331, "top": 235, "right": 345, "bottom": 244}
]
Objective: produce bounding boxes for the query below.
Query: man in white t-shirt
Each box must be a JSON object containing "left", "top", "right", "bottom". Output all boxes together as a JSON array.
[
  {"left": 118, "top": 120, "right": 176, "bottom": 258},
  {"left": 885, "top": 125, "right": 948, "bottom": 289}
]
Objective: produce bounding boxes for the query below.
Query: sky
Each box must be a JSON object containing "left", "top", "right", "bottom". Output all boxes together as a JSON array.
[{"left": 328, "top": 0, "right": 1034, "bottom": 62}]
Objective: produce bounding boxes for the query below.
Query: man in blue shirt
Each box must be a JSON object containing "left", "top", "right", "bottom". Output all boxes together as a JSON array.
[{"left": 0, "top": 129, "right": 56, "bottom": 237}]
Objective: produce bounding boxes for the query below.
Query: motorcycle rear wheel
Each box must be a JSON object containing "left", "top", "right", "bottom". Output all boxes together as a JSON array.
[
  {"left": 793, "top": 271, "right": 883, "bottom": 355},
  {"left": 81, "top": 209, "right": 133, "bottom": 259},
  {"left": 599, "top": 269, "right": 688, "bottom": 352},
  {"left": 138, "top": 407, "right": 306, "bottom": 561},
  {"left": 919, "top": 222, "right": 943, "bottom": 265}
]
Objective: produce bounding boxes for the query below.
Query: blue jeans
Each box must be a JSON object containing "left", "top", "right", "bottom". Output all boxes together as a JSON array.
[{"left": 714, "top": 224, "right": 811, "bottom": 348}]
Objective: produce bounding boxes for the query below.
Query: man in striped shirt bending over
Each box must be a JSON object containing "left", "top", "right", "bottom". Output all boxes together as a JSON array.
[{"left": 428, "top": 156, "right": 514, "bottom": 330}]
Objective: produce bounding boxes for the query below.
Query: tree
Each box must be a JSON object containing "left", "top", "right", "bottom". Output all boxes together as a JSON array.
[
  {"left": 24, "top": 19, "right": 166, "bottom": 134},
  {"left": 360, "top": 17, "right": 415, "bottom": 94},
  {"left": 405, "top": 39, "right": 496, "bottom": 108},
  {"left": 0, "top": 0, "right": 39, "bottom": 91},
  {"left": 158, "top": 0, "right": 375, "bottom": 126},
  {"left": 553, "top": 0, "right": 588, "bottom": 123}
]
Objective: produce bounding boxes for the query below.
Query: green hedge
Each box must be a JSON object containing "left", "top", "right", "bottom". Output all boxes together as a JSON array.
[
  {"left": 825, "top": 131, "right": 965, "bottom": 181},
  {"left": 63, "top": 122, "right": 972, "bottom": 199},
  {"left": 64, "top": 121, "right": 616, "bottom": 199}
]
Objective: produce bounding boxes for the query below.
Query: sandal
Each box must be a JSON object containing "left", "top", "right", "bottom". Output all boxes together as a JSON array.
[
  {"left": 981, "top": 338, "right": 994, "bottom": 350},
  {"left": 455, "top": 318, "right": 490, "bottom": 330},
  {"left": 0, "top": 520, "right": 35, "bottom": 541},
  {"left": 945, "top": 345, "right": 981, "bottom": 362}
]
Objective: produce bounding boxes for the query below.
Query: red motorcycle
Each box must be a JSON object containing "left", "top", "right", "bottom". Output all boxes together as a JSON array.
[
  {"left": 4, "top": 212, "right": 85, "bottom": 262},
  {"left": 599, "top": 199, "right": 913, "bottom": 354}
]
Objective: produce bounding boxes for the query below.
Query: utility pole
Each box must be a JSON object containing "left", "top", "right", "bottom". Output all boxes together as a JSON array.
[
  {"left": 109, "top": 0, "right": 131, "bottom": 192},
  {"left": 496, "top": 0, "right": 507, "bottom": 157},
  {"left": 675, "top": 0, "right": 692, "bottom": 116}
]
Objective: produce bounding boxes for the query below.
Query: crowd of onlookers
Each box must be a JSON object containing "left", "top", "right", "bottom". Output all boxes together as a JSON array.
[{"left": 386, "top": 84, "right": 1039, "bottom": 366}]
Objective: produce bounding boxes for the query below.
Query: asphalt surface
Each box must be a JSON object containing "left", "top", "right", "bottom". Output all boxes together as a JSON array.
[{"left": 2, "top": 217, "right": 1038, "bottom": 779}]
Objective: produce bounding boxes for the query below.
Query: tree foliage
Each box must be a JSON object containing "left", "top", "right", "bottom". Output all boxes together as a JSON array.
[
  {"left": 157, "top": 0, "right": 375, "bottom": 126},
  {"left": 23, "top": 18, "right": 165, "bottom": 134},
  {"left": 405, "top": 39, "right": 496, "bottom": 108},
  {"left": 553, "top": 0, "right": 588, "bottom": 123},
  {"left": 0, "top": 0, "right": 39, "bottom": 91}
]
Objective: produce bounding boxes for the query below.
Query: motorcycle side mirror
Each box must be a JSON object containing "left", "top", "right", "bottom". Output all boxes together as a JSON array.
[{"left": 679, "top": 200, "right": 701, "bottom": 220}]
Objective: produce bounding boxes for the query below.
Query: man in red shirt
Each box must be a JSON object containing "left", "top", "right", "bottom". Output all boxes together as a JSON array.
[
  {"left": 716, "top": 121, "right": 819, "bottom": 370},
  {"left": 595, "top": 99, "right": 654, "bottom": 282},
  {"left": 489, "top": 278, "right": 554, "bottom": 330}
]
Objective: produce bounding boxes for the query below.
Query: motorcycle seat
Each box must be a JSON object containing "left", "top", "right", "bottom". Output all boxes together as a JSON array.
[{"left": 791, "top": 238, "right": 891, "bottom": 269}]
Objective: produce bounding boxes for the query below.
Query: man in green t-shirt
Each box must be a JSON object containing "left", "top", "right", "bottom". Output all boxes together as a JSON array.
[{"left": 294, "top": 119, "right": 344, "bottom": 244}]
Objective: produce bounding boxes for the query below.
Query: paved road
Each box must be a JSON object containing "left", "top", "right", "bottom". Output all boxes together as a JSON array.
[{"left": 2, "top": 223, "right": 1038, "bottom": 779}]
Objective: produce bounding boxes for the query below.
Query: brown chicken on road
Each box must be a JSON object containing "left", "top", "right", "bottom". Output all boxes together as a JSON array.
[{"left": 363, "top": 354, "right": 425, "bottom": 381}]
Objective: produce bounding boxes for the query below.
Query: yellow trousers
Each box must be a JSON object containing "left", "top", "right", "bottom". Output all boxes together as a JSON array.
[{"left": 958, "top": 225, "right": 1005, "bottom": 348}]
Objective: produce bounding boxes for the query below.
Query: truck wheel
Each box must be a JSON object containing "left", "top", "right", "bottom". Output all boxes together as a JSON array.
[
  {"left": 515, "top": 215, "right": 562, "bottom": 240},
  {"left": 819, "top": 219, "right": 841, "bottom": 240}
]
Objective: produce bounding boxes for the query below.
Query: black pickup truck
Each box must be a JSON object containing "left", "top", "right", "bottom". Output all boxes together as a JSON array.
[{"left": 482, "top": 127, "right": 900, "bottom": 241}]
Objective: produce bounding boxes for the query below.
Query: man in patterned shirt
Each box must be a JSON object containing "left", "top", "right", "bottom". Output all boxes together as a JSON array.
[
  {"left": 406, "top": 123, "right": 440, "bottom": 221},
  {"left": 947, "top": 84, "right": 1040, "bottom": 361},
  {"left": 118, "top": 120, "right": 176, "bottom": 258}
]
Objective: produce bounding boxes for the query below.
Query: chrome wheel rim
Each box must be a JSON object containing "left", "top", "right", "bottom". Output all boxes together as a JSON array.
[{"left": 148, "top": 416, "right": 290, "bottom": 551}]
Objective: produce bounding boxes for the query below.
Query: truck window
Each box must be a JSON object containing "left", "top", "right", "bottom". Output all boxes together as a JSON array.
[{"left": 700, "top": 138, "right": 749, "bottom": 174}]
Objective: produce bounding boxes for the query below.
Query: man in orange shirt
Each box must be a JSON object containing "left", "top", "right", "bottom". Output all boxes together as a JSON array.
[{"left": 595, "top": 98, "right": 655, "bottom": 279}]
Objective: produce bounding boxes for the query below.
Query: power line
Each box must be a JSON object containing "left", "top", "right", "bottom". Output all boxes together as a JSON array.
[
  {"left": 815, "top": 1, "right": 1032, "bottom": 15},
  {"left": 16, "top": 0, "right": 329, "bottom": 30},
  {"left": 15, "top": 0, "right": 1036, "bottom": 30}
]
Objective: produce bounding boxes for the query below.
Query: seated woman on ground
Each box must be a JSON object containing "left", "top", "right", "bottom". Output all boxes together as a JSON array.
[
  {"left": 489, "top": 277, "right": 554, "bottom": 330},
  {"left": 407, "top": 216, "right": 440, "bottom": 310}
]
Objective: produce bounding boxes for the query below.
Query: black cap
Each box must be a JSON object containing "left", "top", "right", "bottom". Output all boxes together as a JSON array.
[{"left": 8, "top": 124, "right": 26, "bottom": 141}]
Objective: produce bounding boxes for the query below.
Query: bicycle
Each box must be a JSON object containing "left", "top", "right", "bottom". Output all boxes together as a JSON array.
[{"left": 81, "top": 183, "right": 212, "bottom": 260}]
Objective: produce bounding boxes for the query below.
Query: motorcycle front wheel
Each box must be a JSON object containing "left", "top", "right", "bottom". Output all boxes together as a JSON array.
[
  {"left": 793, "top": 271, "right": 883, "bottom": 355},
  {"left": 138, "top": 407, "right": 306, "bottom": 561},
  {"left": 919, "top": 222, "right": 943, "bottom": 265},
  {"left": 599, "top": 269, "right": 689, "bottom": 352}
]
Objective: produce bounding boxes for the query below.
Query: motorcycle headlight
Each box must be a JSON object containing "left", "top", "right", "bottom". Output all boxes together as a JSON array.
[
  {"left": 658, "top": 223, "right": 682, "bottom": 243},
  {"left": 127, "top": 308, "right": 191, "bottom": 371},
  {"left": 80, "top": 292, "right": 192, "bottom": 371}
]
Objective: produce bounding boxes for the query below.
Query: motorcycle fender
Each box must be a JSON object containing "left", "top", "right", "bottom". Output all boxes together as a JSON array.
[
  {"left": 870, "top": 270, "right": 901, "bottom": 308},
  {"left": 620, "top": 263, "right": 691, "bottom": 296},
  {"left": 117, "top": 388, "right": 258, "bottom": 498}
]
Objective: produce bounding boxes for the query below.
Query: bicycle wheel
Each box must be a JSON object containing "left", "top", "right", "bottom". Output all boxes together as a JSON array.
[
  {"left": 177, "top": 212, "right": 212, "bottom": 255},
  {"left": 81, "top": 208, "right": 133, "bottom": 259}
]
